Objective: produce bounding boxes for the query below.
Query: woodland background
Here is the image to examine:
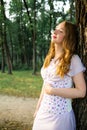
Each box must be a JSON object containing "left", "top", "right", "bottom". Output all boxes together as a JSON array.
[{"left": 0, "top": 0, "right": 87, "bottom": 130}]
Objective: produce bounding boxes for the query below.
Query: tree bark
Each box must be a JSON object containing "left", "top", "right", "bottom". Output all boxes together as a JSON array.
[
  {"left": 32, "top": 0, "right": 36, "bottom": 74},
  {"left": 23, "top": 0, "right": 36, "bottom": 74},
  {"left": 1, "top": 41, "right": 5, "bottom": 73},
  {"left": 0, "top": 23, "right": 5, "bottom": 72},
  {"left": 0, "top": 0, "right": 12, "bottom": 74},
  {"left": 73, "top": 0, "right": 87, "bottom": 130}
]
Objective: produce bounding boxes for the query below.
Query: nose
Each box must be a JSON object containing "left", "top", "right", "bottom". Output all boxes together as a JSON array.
[
  {"left": 51, "top": 30, "right": 56, "bottom": 34},
  {"left": 54, "top": 29, "right": 58, "bottom": 34}
]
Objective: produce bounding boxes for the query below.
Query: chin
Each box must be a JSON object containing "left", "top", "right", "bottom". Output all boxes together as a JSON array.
[
  {"left": 54, "top": 41, "right": 62, "bottom": 44},
  {"left": 51, "top": 38, "right": 57, "bottom": 43}
]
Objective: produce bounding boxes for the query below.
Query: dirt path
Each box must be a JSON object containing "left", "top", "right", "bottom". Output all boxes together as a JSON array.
[{"left": 0, "top": 95, "right": 38, "bottom": 129}]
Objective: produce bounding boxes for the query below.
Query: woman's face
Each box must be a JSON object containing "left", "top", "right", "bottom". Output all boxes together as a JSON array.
[{"left": 51, "top": 22, "right": 66, "bottom": 44}]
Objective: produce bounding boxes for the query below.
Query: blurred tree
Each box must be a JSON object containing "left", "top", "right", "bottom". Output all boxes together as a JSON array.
[
  {"left": 0, "top": 0, "right": 12, "bottom": 74},
  {"left": 0, "top": 0, "right": 76, "bottom": 72},
  {"left": 73, "top": 0, "right": 87, "bottom": 130},
  {"left": 23, "top": 0, "right": 37, "bottom": 74}
]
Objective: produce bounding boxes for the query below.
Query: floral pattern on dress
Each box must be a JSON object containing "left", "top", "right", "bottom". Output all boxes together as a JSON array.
[{"left": 40, "top": 59, "right": 73, "bottom": 116}]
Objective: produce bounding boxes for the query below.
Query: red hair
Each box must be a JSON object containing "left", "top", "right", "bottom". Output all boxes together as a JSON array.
[{"left": 43, "top": 21, "right": 78, "bottom": 77}]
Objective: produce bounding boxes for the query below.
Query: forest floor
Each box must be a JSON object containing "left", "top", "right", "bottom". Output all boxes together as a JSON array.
[{"left": 0, "top": 95, "right": 38, "bottom": 130}]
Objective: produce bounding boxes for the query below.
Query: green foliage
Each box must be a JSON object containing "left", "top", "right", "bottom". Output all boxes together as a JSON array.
[
  {"left": 0, "top": 0, "right": 76, "bottom": 71},
  {"left": 0, "top": 70, "right": 43, "bottom": 98}
]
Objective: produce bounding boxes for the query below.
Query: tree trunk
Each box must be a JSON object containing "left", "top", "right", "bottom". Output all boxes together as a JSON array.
[
  {"left": 3, "top": 24, "right": 12, "bottom": 74},
  {"left": 0, "top": 23, "right": 5, "bottom": 72},
  {"left": 32, "top": 0, "right": 36, "bottom": 74},
  {"left": 8, "top": 27, "right": 13, "bottom": 66},
  {"left": 1, "top": 42, "right": 5, "bottom": 73},
  {"left": 1, "top": 0, "right": 12, "bottom": 74},
  {"left": 23, "top": 0, "right": 37, "bottom": 74},
  {"left": 73, "top": 0, "right": 87, "bottom": 130}
]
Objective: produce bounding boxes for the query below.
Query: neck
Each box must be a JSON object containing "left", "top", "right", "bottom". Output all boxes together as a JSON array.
[{"left": 54, "top": 44, "right": 63, "bottom": 59}]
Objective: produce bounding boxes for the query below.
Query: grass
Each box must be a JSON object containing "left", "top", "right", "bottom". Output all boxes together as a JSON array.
[
  {"left": 0, "top": 120, "right": 31, "bottom": 130},
  {"left": 0, "top": 70, "right": 43, "bottom": 98}
]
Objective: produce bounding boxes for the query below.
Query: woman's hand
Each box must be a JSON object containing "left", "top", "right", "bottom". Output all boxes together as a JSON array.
[{"left": 44, "top": 83, "right": 53, "bottom": 95}]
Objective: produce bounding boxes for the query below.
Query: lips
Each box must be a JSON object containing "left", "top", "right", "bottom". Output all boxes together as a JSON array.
[{"left": 53, "top": 35, "right": 57, "bottom": 39}]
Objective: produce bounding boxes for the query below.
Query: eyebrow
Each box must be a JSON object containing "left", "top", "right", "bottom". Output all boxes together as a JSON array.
[
  {"left": 55, "top": 27, "right": 64, "bottom": 30},
  {"left": 55, "top": 28, "right": 65, "bottom": 31}
]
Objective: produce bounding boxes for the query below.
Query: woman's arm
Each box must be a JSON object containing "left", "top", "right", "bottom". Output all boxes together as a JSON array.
[
  {"left": 33, "top": 84, "right": 45, "bottom": 118},
  {"left": 45, "top": 72, "right": 86, "bottom": 99}
]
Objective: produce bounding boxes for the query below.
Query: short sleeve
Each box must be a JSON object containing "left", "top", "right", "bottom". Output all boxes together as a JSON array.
[{"left": 68, "top": 55, "right": 86, "bottom": 77}]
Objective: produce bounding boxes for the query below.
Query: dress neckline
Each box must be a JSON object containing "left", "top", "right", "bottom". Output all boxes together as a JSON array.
[{"left": 51, "top": 58, "right": 59, "bottom": 65}]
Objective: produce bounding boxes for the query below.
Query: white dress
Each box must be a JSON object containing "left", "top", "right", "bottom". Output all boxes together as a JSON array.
[{"left": 32, "top": 55, "right": 86, "bottom": 130}]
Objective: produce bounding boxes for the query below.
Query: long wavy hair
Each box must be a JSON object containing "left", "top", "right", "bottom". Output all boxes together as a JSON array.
[{"left": 43, "top": 21, "right": 78, "bottom": 77}]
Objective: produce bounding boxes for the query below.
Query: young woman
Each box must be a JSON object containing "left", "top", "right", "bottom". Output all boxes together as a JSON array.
[{"left": 32, "top": 21, "right": 86, "bottom": 130}]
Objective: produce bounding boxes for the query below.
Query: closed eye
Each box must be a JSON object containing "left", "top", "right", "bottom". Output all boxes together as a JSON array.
[
  {"left": 59, "top": 30, "right": 63, "bottom": 33},
  {"left": 55, "top": 29, "right": 64, "bottom": 33}
]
